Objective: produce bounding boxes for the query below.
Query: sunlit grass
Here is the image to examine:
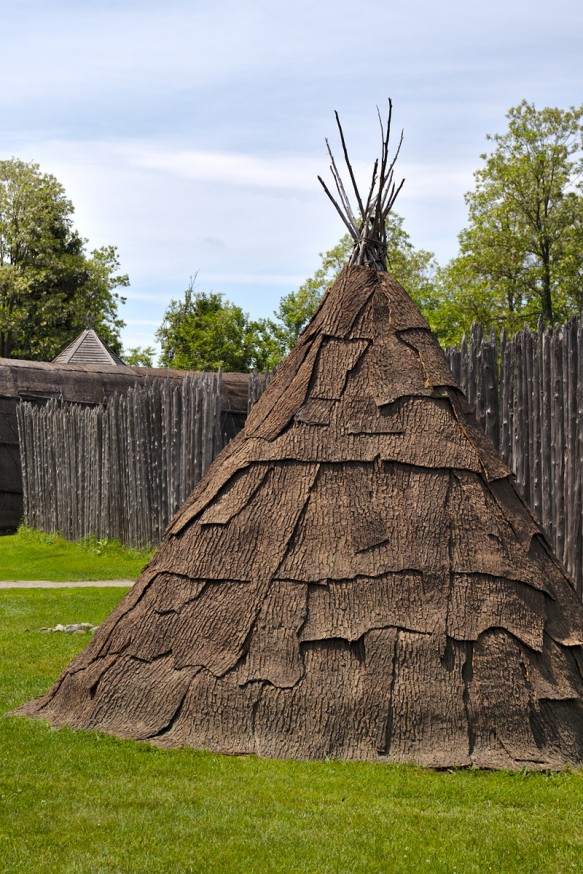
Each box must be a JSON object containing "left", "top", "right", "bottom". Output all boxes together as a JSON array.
[
  {"left": 1, "top": 588, "right": 583, "bottom": 873},
  {"left": 0, "top": 526, "right": 153, "bottom": 582}
]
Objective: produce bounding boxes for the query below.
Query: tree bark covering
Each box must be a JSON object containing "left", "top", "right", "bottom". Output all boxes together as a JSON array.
[{"left": 16, "top": 266, "right": 583, "bottom": 769}]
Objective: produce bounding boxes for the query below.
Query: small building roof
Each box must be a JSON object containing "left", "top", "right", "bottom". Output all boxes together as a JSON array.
[{"left": 53, "top": 329, "right": 127, "bottom": 367}]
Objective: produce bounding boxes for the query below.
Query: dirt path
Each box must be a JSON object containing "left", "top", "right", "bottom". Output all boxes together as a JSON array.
[{"left": 0, "top": 580, "right": 134, "bottom": 589}]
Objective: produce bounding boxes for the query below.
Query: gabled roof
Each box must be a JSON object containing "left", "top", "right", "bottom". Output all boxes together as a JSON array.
[{"left": 53, "top": 329, "right": 127, "bottom": 366}]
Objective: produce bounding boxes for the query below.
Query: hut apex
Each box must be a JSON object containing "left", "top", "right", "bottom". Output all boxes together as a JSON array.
[
  {"left": 15, "top": 106, "right": 583, "bottom": 770},
  {"left": 318, "top": 100, "right": 404, "bottom": 271}
]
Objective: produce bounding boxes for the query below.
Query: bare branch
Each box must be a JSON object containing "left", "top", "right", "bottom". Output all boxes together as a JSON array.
[
  {"left": 387, "top": 129, "right": 404, "bottom": 177},
  {"left": 385, "top": 177, "right": 406, "bottom": 215},
  {"left": 326, "top": 140, "right": 359, "bottom": 232},
  {"left": 376, "top": 105, "right": 385, "bottom": 144},
  {"left": 334, "top": 110, "right": 366, "bottom": 218},
  {"left": 376, "top": 99, "right": 393, "bottom": 199},
  {"left": 362, "top": 158, "right": 379, "bottom": 220},
  {"left": 317, "top": 176, "right": 359, "bottom": 241},
  {"left": 318, "top": 100, "right": 405, "bottom": 270}
]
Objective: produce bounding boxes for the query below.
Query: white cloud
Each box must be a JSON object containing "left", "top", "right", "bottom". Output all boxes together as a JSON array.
[
  {"left": 4, "top": 135, "right": 478, "bottom": 299},
  {"left": 2, "top": 0, "right": 582, "bottom": 352},
  {"left": 133, "top": 148, "right": 319, "bottom": 191},
  {"left": 203, "top": 273, "right": 309, "bottom": 286}
]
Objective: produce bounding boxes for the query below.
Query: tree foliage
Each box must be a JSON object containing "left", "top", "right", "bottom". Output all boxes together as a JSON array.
[
  {"left": 0, "top": 158, "right": 128, "bottom": 360},
  {"left": 156, "top": 279, "right": 273, "bottom": 372},
  {"left": 156, "top": 218, "right": 441, "bottom": 373},
  {"left": 123, "top": 346, "right": 156, "bottom": 367},
  {"left": 439, "top": 101, "right": 583, "bottom": 341}
]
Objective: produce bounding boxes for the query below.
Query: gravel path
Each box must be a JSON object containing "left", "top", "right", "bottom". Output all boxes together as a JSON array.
[{"left": 0, "top": 580, "right": 134, "bottom": 589}]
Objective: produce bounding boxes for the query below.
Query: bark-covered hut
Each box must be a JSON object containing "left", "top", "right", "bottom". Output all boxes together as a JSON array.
[{"left": 16, "top": 107, "right": 583, "bottom": 769}]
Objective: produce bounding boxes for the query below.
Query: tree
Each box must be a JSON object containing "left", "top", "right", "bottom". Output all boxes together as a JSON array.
[
  {"left": 156, "top": 279, "right": 271, "bottom": 372},
  {"left": 440, "top": 101, "right": 583, "bottom": 337},
  {"left": 267, "top": 238, "right": 349, "bottom": 357},
  {"left": 0, "top": 158, "right": 128, "bottom": 360},
  {"left": 427, "top": 262, "right": 505, "bottom": 347},
  {"left": 267, "top": 213, "right": 441, "bottom": 358},
  {"left": 123, "top": 346, "right": 156, "bottom": 367}
]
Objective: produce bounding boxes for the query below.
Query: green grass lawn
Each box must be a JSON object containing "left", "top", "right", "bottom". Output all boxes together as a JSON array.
[
  {"left": 1, "top": 588, "right": 583, "bottom": 874},
  {"left": 0, "top": 527, "right": 153, "bottom": 581}
]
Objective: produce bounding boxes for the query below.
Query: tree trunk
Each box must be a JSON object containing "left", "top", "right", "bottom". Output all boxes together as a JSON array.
[{"left": 540, "top": 243, "right": 554, "bottom": 324}]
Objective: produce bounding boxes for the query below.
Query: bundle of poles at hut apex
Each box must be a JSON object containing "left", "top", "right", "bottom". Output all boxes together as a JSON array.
[{"left": 317, "top": 99, "right": 405, "bottom": 272}]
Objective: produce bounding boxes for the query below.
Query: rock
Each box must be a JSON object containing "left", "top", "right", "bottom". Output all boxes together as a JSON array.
[
  {"left": 38, "top": 621, "right": 97, "bottom": 634},
  {"left": 65, "top": 623, "right": 94, "bottom": 633}
]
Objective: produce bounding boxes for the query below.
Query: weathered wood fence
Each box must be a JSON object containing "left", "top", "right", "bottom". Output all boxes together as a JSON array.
[
  {"left": 17, "top": 374, "right": 224, "bottom": 547},
  {"left": 445, "top": 317, "right": 583, "bottom": 596}
]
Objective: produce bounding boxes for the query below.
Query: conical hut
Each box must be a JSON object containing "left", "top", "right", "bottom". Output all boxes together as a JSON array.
[{"left": 16, "top": 106, "right": 583, "bottom": 769}]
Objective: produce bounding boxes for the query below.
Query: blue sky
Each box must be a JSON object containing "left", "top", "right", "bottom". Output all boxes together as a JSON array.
[{"left": 1, "top": 0, "right": 582, "bottom": 354}]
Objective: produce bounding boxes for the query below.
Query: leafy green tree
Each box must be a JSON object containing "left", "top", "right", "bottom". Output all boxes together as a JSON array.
[
  {"left": 421, "top": 260, "right": 514, "bottom": 347},
  {"left": 440, "top": 101, "right": 583, "bottom": 338},
  {"left": 267, "top": 239, "right": 348, "bottom": 357},
  {"left": 266, "top": 213, "right": 441, "bottom": 358},
  {"left": 156, "top": 280, "right": 271, "bottom": 372},
  {"left": 123, "top": 345, "right": 156, "bottom": 367},
  {"left": 0, "top": 158, "right": 128, "bottom": 360}
]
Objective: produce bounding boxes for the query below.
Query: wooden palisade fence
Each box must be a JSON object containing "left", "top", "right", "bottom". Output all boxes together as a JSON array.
[
  {"left": 16, "top": 317, "right": 583, "bottom": 598},
  {"left": 445, "top": 317, "right": 583, "bottom": 597},
  {"left": 17, "top": 374, "right": 223, "bottom": 548}
]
